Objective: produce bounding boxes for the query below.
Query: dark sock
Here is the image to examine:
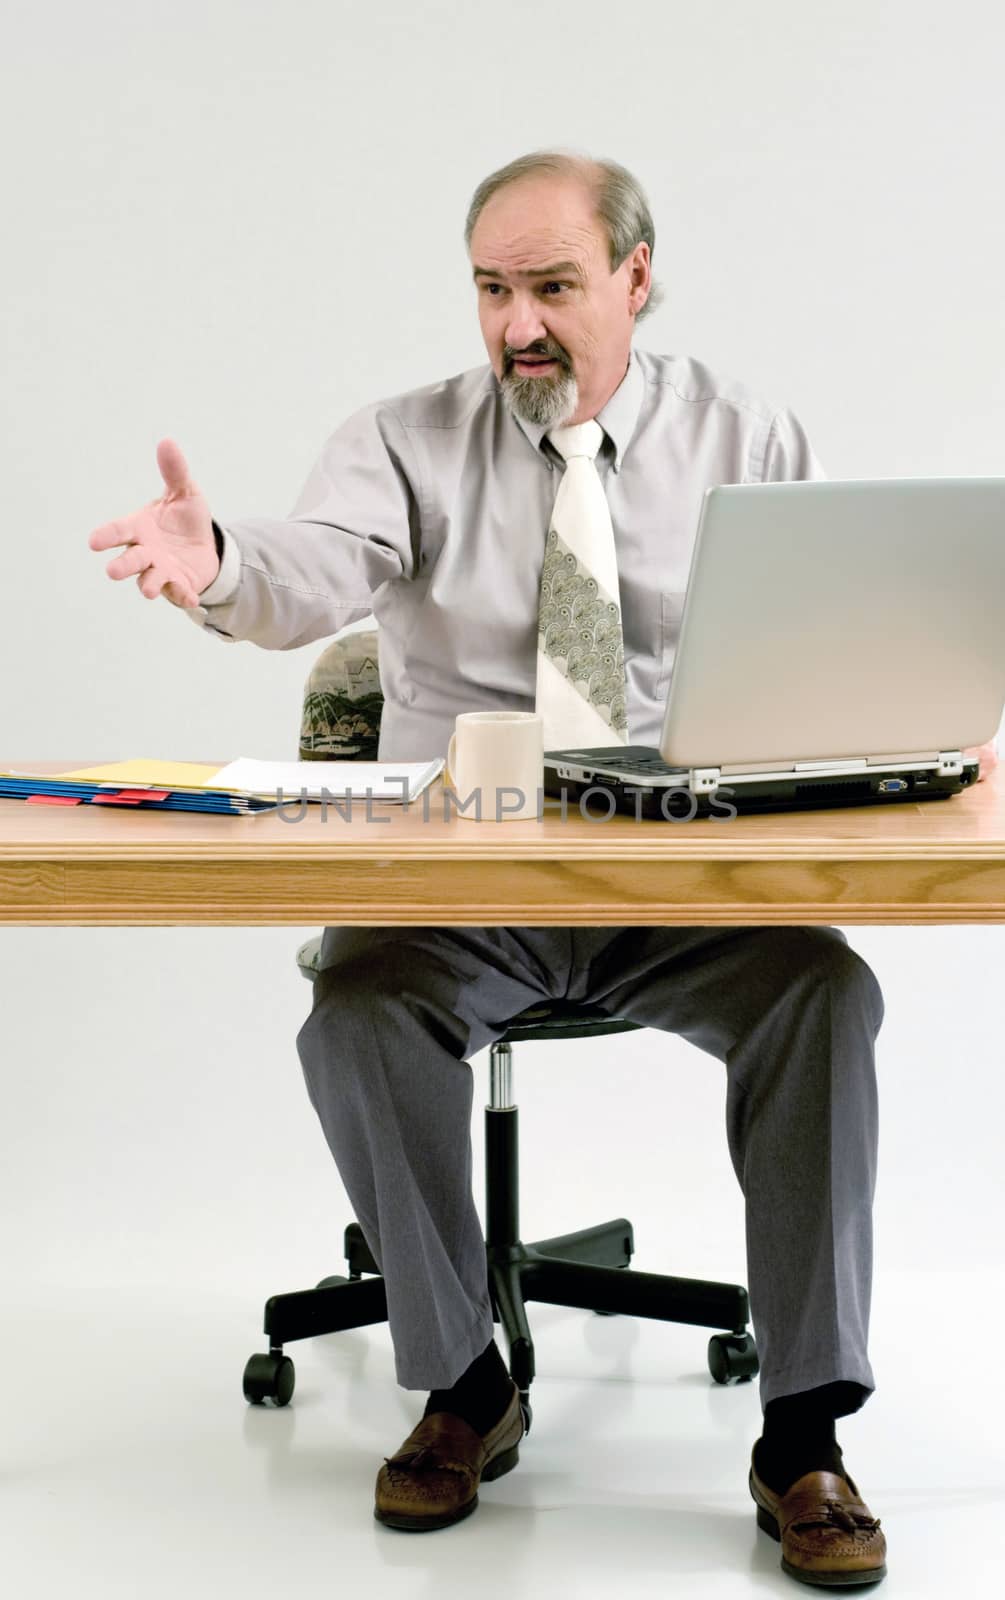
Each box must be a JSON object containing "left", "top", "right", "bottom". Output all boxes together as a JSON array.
[
  {"left": 422, "top": 1338, "right": 513, "bottom": 1435},
  {"left": 754, "top": 1381, "right": 865, "bottom": 1495}
]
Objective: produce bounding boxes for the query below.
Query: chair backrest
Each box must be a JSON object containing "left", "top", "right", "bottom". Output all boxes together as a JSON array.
[
  {"left": 299, "top": 628, "right": 383, "bottom": 761},
  {"left": 295, "top": 628, "right": 382, "bottom": 978}
]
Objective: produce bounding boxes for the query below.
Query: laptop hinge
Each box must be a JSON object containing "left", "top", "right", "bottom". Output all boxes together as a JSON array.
[
  {"left": 937, "top": 750, "right": 964, "bottom": 777},
  {"left": 689, "top": 767, "right": 721, "bottom": 793}
]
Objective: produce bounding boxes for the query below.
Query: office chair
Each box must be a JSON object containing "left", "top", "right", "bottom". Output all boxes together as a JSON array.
[{"left": 242, "top": 629, "right": 759, "bottom": 1422}]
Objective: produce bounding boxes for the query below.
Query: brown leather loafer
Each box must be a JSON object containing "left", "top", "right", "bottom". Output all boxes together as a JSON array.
[
  {"left": 749, "top": 1450, "right": 887, "bottom": 1586},
  {"left": 374, "top": 1381, "right": 525, "bottom": 1531}
]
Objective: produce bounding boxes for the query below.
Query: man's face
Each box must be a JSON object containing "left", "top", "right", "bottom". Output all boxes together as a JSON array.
[{"left": 470, "top": 175, "right": 650, "bottom": 429}]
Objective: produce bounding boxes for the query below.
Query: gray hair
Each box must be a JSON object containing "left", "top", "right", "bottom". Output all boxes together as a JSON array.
[{"left": 464, "top": 148, "right": 665, "bottom": 323}]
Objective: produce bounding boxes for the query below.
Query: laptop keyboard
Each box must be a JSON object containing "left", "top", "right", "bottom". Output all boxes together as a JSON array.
[
  {"left": 602, "top": 756, "right": 675, "bottom": 773},
  {"left": 552, "top": 748, "right": 680, "bottom": 774}
]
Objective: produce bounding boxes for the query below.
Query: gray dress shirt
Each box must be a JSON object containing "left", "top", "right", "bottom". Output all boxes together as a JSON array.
[{"left": 187, "top": 346, "right": 825, "bottom": 760}]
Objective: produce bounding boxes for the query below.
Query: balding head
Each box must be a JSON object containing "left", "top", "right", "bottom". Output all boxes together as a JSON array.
[{"left": 468, "top": 152, "right": 656, "bottom": 427}]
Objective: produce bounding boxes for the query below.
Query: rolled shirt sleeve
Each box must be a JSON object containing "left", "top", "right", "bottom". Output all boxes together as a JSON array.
[{"left": 185, "top": 401, "right": 421, "bottom": 650}]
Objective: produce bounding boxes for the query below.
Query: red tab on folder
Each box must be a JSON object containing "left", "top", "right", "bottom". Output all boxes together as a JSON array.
[
  {"left": 91, "top": 793, "right": 143, "bottom": 805},
  {"left": 108, "top": 789, "right": 171, "bottom": 801},
  {"left": 26, "top": 794, "right": 82, "bottom": 805}
]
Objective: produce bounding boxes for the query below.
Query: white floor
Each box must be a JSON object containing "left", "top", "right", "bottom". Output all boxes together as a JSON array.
[
  {"left": 3, "top": 925, "right": 1004, "bottom": 1593},
  {"left": 3, "top": 1269, "right": 1002, "bottom": 1598}
]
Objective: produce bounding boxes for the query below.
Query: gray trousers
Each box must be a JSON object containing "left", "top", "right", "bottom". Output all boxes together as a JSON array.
[{"left": 295, "top": 924, "right": 884, "bottom": 1410}]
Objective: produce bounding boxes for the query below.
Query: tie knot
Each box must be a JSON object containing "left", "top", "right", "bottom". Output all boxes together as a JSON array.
[{"left": 546, "top": 419, "right": 604, "bottom": 462}]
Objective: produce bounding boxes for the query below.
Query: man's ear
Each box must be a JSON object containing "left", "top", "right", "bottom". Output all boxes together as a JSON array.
[{"left": 627, "top": 243, "right": 651, "bottom": 313}]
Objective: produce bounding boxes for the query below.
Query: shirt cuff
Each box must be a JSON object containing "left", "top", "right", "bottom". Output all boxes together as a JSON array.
[{"left": 193, "top": 522, "right": 242, "bottom": 607}]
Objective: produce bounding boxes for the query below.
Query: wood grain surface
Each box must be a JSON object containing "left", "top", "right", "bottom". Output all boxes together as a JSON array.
[{"left": 2, "top": 760, "right": 1004, "bottom": 925}]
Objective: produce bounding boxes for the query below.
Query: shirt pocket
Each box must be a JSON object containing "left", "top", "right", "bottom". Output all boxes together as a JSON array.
[{"left": 655, "top": 591, "right": 686, "bottom": 700}]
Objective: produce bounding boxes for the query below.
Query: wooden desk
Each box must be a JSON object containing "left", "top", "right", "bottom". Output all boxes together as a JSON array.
[{"left": 2, "top": 761, "right": 1005, "bottom": 926}]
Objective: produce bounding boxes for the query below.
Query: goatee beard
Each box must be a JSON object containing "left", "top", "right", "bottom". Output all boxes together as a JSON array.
[{"left": 499, "top": 362, "right": 579, "bottom": 427}]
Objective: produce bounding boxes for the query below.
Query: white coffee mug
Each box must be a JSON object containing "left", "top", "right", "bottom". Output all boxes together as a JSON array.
[{"left": 445, "top": 711, "right": 544, "bottom": 821}]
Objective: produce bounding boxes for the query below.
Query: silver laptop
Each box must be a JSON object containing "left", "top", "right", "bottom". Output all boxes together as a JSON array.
[{"left": 543, "top": 478, "right": 1005, "bottom": 817}]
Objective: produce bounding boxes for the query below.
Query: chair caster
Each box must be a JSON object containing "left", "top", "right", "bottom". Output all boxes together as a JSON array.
[
  {"left": 243, "top": 1351, "right": 296, "bottom": 1405},
  {"left": 707, "top": 1332, "right": 758, "bottom": 1385}
]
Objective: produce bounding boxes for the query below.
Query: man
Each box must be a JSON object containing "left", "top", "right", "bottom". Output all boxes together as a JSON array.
[{"left": 87, "top": 147, "right": 995, "bottom": 1586}]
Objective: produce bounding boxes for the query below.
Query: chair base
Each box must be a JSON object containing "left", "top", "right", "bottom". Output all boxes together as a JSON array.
[
  {"left": 243, "top": 1103, "right": 759, "bottom": 1408},
  {"left": 245, "top": 1215, "right": 758, "bottom": 1408}
]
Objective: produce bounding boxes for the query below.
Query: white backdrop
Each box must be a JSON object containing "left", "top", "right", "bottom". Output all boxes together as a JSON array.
[{"left": 2, "top": 0, "right": 1003, "bottom": 1447}]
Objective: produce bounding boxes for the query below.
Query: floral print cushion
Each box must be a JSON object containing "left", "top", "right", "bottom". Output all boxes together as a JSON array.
[{"left": 299, "top": 629, "right": 383, "bottom": 762}]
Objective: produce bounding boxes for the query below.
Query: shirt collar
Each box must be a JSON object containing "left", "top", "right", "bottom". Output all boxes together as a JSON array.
[{"left": 503, "top": 344, "right": 645, "bottom": 474}]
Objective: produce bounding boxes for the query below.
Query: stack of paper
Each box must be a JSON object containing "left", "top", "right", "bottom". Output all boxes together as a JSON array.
[
  {"left": 0, "top": 757, "right": 445, "bottom": 816},
  {"left": 212, "top": 758, "right": 444, "bottom": 802}
]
